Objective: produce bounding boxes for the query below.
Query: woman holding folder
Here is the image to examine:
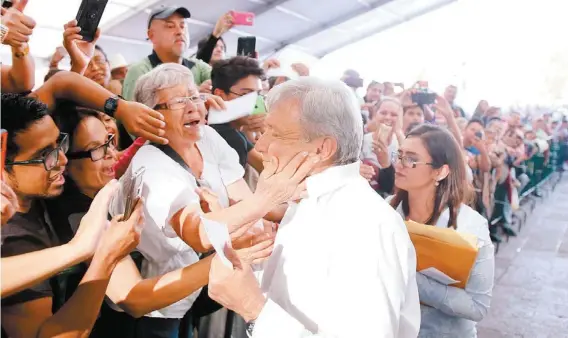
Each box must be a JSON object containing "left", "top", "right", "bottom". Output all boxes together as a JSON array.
[{"left": 389, "top": 123, "right": 495, "bottom": 337}]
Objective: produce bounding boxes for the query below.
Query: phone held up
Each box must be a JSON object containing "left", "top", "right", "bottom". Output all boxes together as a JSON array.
[
  {"left": 237, "top": 36, "right": 256, "bottom": 58},
  {"left": 76, "top": 0, "right": 108, "bottom": 42},
  {"left": 123, "top": 167, "right": 145, "bottom": 221},
  {"left": 411, "top": 81, "right": 436, "bottom": 106},
  {"left": 230, "top": 10, "right": 254, "bottom": 26}
]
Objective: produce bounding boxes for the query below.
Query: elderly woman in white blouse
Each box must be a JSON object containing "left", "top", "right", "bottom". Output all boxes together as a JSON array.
[
  {"left": 107, "top": 63, "right": 315, "bottom": 337},
  {"left": 389, "top": 123, "right": 494, "bottom": 338}
]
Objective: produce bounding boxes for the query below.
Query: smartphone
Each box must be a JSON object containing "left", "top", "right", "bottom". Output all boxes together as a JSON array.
[
  {"left": 251, "top": 95, "right": 267, "bottom": 115},
  {"left": 237, "top": 36, "right": 256, "bottom": 58},
  {"left": 76, "top": 0, "right": 108, "bottom": 42},
  {"left": 123, "top": 166, "right": 145, "bottom": 221},
  {"left": 411, "top": 91, "right": 436, "bottom": 106},
  {"left": 1, "top": 129, "right": 7, "bottom": 180},
  {"left": 376, "top": 124, "right": 392, "bottom": 144},
  {"left": 230, "top": 10, "right": 254, "bottom": 26}
]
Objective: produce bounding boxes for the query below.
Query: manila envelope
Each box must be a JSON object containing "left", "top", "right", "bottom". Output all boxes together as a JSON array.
[{"left": 405, "top": 220, "right": 478, "bottom": 289}]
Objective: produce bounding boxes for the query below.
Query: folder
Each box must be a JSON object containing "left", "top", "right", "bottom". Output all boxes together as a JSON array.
[{"left": 405, "top": 220, "right": 478, "bottom": 289}]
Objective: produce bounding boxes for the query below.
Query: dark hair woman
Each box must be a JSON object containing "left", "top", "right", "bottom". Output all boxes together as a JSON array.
[{"left": 389, "top": 124, "right": 494, "bottom": 337}]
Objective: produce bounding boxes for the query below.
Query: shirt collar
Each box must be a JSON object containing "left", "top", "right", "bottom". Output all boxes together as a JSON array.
[
  {"left": 305, "top": 161, "right": 361, "bottom": 199},
  {"left": 148, "top": 50, "right": 195, "bottom": 69}
]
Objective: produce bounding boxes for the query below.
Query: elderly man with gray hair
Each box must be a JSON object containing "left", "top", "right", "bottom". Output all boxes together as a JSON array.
[{"left": 208, "top": 77, "right": 421, "bottom": 337}]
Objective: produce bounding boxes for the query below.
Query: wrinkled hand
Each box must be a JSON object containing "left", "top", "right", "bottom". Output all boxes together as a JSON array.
[
  {"left": 262, "top": 58, "right": 280, "bottom": 71},
  {"left": 62, "top": 19, "right": 100, "bottom": 74},
  {"left": 255, "top": 152, "right": 320, "bottom": 207},
  {"left": 233, "top": 220, "right": 277, "bottom": 265},
  {"left": 291, "top": 62, "right": 309, "bottom": 76},
  {"left": 96, "top": 198, "right": 145, "bottom": 263},
  {"left": 196, "top": 187, "right": 223, "bottom": 213},
  {"left": 213, "top": 12, "right": 234, "bottom": 37},
  {"left": 1, "top": 181, "right": 18, "bottom": 226},
  {"left": 208, "top": 244, "right": 266, "bottom": 322},
  {"left": 231, "top": 113, "right": 266, "bottom": 133},
  {"left": 1, "top": 0, "right": 35, "bottom": 48},
  {"left": 70, "top": 180, "right": 119, "bottom": 257},
  {"left": 198, "top": 79, "right": 212, "bottom": 94},
  {"left": 116, "top": 100, "right": 167, "bottom": 145},
  {"left": 359, "top": 164, "right": 375, "bottom": 182},
  {"left": 202, "top": 93, "right": 226, "bottom": 111}
]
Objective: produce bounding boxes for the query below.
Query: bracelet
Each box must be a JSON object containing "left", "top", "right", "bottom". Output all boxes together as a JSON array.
[{"left": 0, "top": 24, "right": 8, "bottom": 44}]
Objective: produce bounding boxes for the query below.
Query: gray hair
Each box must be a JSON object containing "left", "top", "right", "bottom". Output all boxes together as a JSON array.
[
  {"left": 134, "top": 63, "right": 195, "bottom": 107},
  {"left": 266, "top": 77, "right": 363, "bottom": 165}
]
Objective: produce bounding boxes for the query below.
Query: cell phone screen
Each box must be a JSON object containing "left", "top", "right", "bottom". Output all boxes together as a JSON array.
[
  {"left": 237, "top": 37, "right": 256, "bottom": 58},
  {"left": 123, "top": 167, "right": 145, "bottom": 220}
]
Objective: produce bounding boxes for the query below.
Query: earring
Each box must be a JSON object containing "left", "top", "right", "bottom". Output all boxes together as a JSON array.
[{"left": 434, "top": 180, "right": 439, "bottom": 187}]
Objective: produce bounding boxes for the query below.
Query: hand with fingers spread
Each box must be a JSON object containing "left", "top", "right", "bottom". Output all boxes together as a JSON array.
[
  {"left": 69, "top": 180, "right": 120, "bottom": 257},
  {"left": 213, "top": 12, "right": 234, "bottom": 38},
  {"left": 233, "top": 220, "right": 277, "bottom": 264},
  {"left": 62, "top": 19, "right": 101, "bottom": 74},
  {"left": 208, "top": 243, "right": 266, "bottom": 322},
  {"left": 1, "top": 181, "right": 19, "bottom": 226},
  {"left": 255, "top": 151, "right": 320, "bottom": 207},
  {"left": 0, "top": 0, "right": 35, "bottom": 48},
  {"left": 96, "top": 197, "right": 145, "bottom": 264},
  {"left": 115, "top": 100, "right": 168, "bottom": 145}
]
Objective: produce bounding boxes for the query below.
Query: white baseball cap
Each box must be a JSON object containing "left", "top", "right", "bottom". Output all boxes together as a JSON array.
[{"left": 109, "top": 54, "right": 128, "bottom": 71}]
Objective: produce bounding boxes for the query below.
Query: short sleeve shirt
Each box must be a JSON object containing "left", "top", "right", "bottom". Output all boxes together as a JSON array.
[
  {"left": 210, "top": 123, "right": 254, "bottom": 168},
  {"left": 1, "top": 202, "right": 58, "bottom": 306},
  {"left": 107, "top": 125, "right": 244, "bottom": 318}
]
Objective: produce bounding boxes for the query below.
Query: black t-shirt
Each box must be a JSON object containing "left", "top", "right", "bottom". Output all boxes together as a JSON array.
[
  {"left": 210, "top": 123, "right": 254, "bottom": 168},
  {"left": 1, "top": 201, "right": 59, "bottom": 306}
]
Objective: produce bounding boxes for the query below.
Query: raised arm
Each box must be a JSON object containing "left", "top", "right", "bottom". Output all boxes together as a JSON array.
[
  {"left": 29, "top": 71, "right": 167, "bottom": 145},
  {"left": 37, "top": 187, "right": 143, "bottom": 338}
]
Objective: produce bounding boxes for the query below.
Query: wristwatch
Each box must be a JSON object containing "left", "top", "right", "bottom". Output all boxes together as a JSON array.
[
  {"left": 0, "top": 24, "right": 8, "bottom": 44},
  {"left": 104, "top": 96, "right": 120, "bottom": 118},
  {"left": 245, "top": 320, "right": 255, "bottom": 337}
]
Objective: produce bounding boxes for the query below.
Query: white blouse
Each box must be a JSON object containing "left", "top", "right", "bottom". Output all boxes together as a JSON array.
[{"left": 109, "top": 125, "right": 244, "bottom": 318}]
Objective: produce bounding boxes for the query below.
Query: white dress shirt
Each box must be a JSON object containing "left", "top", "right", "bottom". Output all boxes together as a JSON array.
[
  {"left": 109, "top": 125, "right": 244, "bottom": 318},
  {"left": 252, "top": 162, "right": 420, "bottom": 337}
]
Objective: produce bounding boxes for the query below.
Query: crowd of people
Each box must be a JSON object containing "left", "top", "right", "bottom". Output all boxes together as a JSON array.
[{"left": 1, "top": 1, "right": 568, "bottom": 338}]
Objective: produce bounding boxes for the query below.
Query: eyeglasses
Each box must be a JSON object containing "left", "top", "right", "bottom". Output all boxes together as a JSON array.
[
  {"left": 229, "top": 90, "right": 262, "bottom": 97},
  {"left": 154, "top": 95, "right": 205, "bottom": 110},
  {"left": 67, "top": 134, "right": 116, "bottom": 162},
  {"left": 6, "top": 133, "right": 69, "bottom": 171},
  {"left": 394, "top": 153, "right": 434, "bottom": 169}
]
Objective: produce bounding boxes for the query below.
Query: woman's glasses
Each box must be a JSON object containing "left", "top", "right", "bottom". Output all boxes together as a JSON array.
[
  {"left": 6, "top": 133, "right": 69, "bottom": 171},
  {"left": 394, "top": 153, "right": 433, "bottom": 169},
  {"left": 67, "top": 134, "right": 115, "bottom": 162},
  {"left": 153, "top": 95, "right": 205, "bottom": 110}
]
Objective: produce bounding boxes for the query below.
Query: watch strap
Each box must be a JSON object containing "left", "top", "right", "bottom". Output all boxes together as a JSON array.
[
  {"left": 245, "top": 320, "right": 255, "bottom": 337},
  {"left": 104, "top": 96, "right": 119, "bottom": 118}
]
